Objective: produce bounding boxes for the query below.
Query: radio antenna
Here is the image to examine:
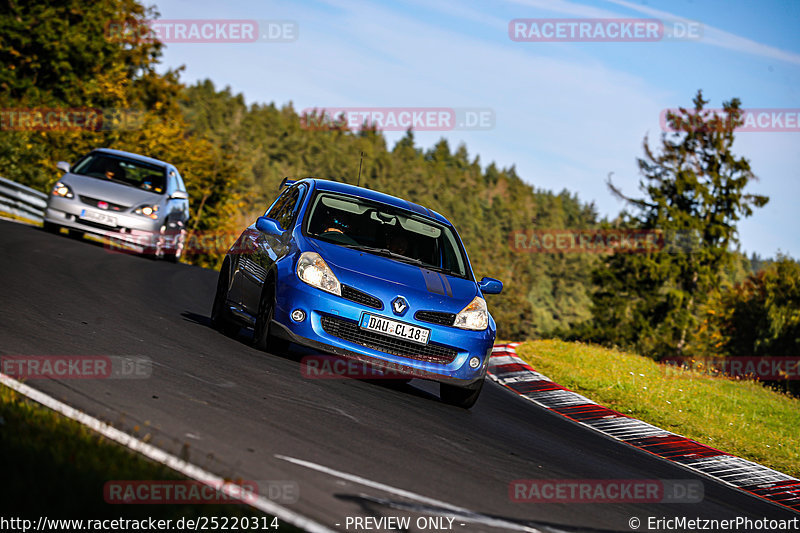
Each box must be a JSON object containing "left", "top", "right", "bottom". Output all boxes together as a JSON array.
[{"left": 357, "top": 151, "right": 365, "bottom": 187}]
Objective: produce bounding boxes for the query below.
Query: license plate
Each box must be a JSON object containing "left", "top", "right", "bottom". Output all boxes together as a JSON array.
[
  {"left": 360, "top": 313, "right": 430, "bottom": 345},
  {"left": 80, "top": 209, "right": 117, "bottom": 227}
]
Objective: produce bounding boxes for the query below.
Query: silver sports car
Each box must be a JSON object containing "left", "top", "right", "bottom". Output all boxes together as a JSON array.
[{"left": 43, "top": 148, "right": 190, "bottom": 261}]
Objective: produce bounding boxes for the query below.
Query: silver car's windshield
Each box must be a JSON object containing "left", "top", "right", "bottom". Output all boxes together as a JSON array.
[
  {"left": 304, "top": 192, "right": 470, "bottom": 278},
  {"left": 72, "top": 153, "right": 167, "bottom": 194}
]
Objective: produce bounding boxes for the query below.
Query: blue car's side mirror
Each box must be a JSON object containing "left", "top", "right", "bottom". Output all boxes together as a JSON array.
[
  {"left": 256, "top": 216, "right": 284, "bottom": 236},
  {"left": 478, "top": 277, "right": 503, "bottom": 295}
]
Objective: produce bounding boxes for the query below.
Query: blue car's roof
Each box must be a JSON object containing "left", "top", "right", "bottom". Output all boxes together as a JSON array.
[
  {"left": 301, "top": 178, "right": 451, "bottom": 226},
  {"left": 92, "top": 148, "right": 171, "bottom": 168}
]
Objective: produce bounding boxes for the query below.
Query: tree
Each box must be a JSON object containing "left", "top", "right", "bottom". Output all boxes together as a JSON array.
[
  {"left": 692, "top": 256, "right": 800, "bottom": 395},
  {"left": 701, "top": 257, "right": 800, "bottom": 357},
  {"left": 1, "top": 0, "right": 245, "bottom": 267},
  {"left": 0, "top": 0, "right": 174, "bottom": 191},
  {"left": 589, "top": 90, "right": 769, "bottom": 359}
]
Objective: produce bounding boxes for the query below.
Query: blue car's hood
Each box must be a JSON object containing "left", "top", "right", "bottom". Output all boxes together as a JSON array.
[{"left": 308, "top": 239, "right": 477, "bottom": 313}]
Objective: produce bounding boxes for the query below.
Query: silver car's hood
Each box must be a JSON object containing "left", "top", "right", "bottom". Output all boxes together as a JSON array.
[{"left": 61, "top": 173, "right": 166, "bottom": 207}]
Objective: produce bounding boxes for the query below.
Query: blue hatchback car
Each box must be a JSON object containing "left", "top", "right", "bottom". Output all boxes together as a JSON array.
[{"left": 211, "top": 178, "right": 502, "bottom": 408}]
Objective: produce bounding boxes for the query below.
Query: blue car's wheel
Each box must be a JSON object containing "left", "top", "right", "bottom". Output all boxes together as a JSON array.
[
  {"left": 253, "top": 280, "right": 288, "bottom": 353},
  {"left": 211, "top": 260, "right": 238, "bottom": 336}
]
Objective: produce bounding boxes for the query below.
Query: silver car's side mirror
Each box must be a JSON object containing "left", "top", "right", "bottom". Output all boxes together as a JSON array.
[
  {"left": 170, "top": 190, "right": 190, "bottom": 200},
  {"left": 56, "top": 161, "right": 71, "bottom": 173}
]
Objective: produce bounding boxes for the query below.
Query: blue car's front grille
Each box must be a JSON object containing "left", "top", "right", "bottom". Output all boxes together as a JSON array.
[
  {"left": 320, "top": 315, "right": 457, "bottom": 364},
  {"left": 341, "top": 285, "right": 383, "bottom": 309},
  {"left": 414, "top": 310, "right": 456, "bottom": 327}
]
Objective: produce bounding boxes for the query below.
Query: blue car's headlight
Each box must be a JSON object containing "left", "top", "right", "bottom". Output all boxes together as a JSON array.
[
  {"left": 454, "top": 296, "right": 489, "bottom": 330},
  {"left": 297, "top": 251, "right": 341, "bottom": 296}
]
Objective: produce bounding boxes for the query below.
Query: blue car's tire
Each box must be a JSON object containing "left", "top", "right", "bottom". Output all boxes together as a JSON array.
[
  {"left": 253, "top": 281, "right": 288, "bottom": 353},
  {"left": 211, "top": 260, "right": 238, "bottom": 336},
  {"left": 440, "top": 378, "right": 484, "bottom": 409}
]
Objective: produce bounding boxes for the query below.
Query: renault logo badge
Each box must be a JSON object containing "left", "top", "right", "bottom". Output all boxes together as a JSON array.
[{"left": 391, "top": 296, "right": 408, "bottom": 316}]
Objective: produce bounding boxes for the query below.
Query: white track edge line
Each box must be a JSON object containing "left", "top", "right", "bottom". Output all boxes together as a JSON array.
[
  {"left": 275, "top": 455, "right": 545, "bottom": 533},
  {"left": 0, "top": 373, "right": 334, "bottom": 533}
]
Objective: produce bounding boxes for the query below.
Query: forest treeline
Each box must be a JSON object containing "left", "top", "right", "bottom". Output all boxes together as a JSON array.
[{"left": 2, "top": 0, "right": 797, "bottom": 384}]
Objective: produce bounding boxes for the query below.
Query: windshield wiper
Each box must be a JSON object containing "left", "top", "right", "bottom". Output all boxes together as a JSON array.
[
  {"left": 341, "top": 243, "right": 418, "bottom": 262},
  {"left": 340, "top": 244, "right": 459, "bottom": 275}
]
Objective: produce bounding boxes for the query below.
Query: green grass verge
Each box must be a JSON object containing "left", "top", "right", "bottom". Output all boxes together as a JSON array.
[
  {"left": 0, "top": 383, "right": 300, "bottom": 529},
  {"left": 515, "top": 340, "right": 800, "bottom": 478}
]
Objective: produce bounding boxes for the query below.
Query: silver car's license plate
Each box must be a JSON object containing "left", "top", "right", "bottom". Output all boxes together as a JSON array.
[
  {"left": 360, "top": 313, "right": 430, "bottom": 345},
  {"left": 80, "top": 209, "right": 117, "bottom": 227}
]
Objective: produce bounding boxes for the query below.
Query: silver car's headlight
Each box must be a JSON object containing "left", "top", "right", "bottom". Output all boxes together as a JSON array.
[
  {"left": 133, "top": 203, "right": 160, "bottom": 219},
  {"left": 51, "top": 182, "right": 74, "bottom": 199},
  {"left": 453, "top": 296, "right": 489, "bottom": 330},
  {"left": 296, "top": 251, "right": 341, "bottom": 296}
]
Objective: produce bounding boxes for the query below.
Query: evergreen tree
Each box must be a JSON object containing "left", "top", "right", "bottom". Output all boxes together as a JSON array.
[{"left": 589, "top": 91, "right": 769, "bottom": 359}]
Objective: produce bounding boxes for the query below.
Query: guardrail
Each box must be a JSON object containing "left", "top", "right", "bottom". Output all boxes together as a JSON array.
[{"left": 0, "top": 177, "right": 47, "bottom": 223}]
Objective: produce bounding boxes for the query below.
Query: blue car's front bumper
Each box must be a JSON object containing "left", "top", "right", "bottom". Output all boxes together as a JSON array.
[{"left": 270, "top": 269, "right": 494, "bottom": 386}]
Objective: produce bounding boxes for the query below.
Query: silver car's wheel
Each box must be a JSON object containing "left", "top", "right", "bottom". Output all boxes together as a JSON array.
[
  {"left": 164, "top": 228, "right": 186, "bottom": 263},
  {"left": 153, "top": 225, "right": 167, "bottom": 259},
  {"left": 42, "top": 221, "right": 61, "bottom": 234}
]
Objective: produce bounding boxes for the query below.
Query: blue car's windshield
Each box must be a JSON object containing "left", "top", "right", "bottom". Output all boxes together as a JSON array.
[{"left": 304, "top": 192, "right": 470, "bottom": 278}]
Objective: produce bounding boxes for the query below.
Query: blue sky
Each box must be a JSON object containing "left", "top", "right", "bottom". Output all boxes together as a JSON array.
[{"left": 150, "top": 0, "right": 800, "bottom": 259}]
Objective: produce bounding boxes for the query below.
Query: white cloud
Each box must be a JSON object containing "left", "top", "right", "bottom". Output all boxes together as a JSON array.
[
  {"left": 606, "top": 0, "right": 800, "bottom": 66},
  {"left": 505, "top": 0, "right": 620, "bottom": 19},
  {"left": 506, "top": 0, "right": 800, "bottom": 65}
]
